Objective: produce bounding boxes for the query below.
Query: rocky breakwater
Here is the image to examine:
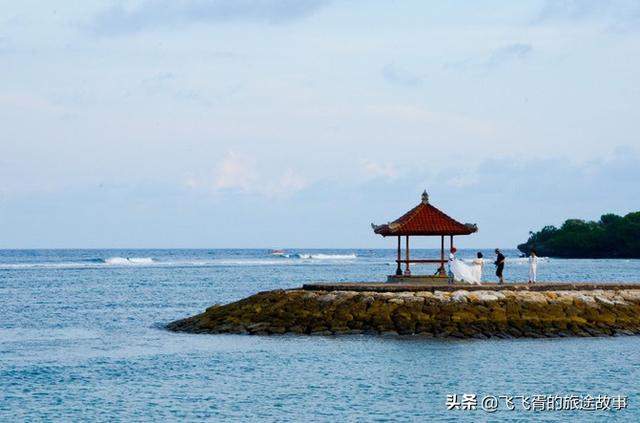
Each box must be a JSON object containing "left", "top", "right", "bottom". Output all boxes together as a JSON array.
[{"left": 167, "top": 289, "right": 640, "bottom": 338}]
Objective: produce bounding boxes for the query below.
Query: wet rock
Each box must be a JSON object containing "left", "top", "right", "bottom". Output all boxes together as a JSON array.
[
  {"left": 416, "top": 332, "right": 434, "bottom": 338},
  {"left": 247, "top": 322, "right": 271, "bottom": 333},
  {"left": 288, "top": 325, "right": 307, "bottom": 334}
]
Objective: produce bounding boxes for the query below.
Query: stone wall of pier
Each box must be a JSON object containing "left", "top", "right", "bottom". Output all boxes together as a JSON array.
[{"left": 167, "top": 289, "right": 640, "bottom": 338}]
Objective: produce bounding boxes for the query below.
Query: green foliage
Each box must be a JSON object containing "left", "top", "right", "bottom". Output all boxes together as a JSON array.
[{"left": 517, "top": 212, "right": 640, "bottom": 258}]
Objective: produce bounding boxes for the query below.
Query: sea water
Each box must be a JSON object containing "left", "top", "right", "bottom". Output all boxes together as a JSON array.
[{"left": 1, "top": 249, "right": 639, "bottom": 421}]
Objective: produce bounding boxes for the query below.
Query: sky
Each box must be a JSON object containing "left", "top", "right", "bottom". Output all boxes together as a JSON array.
[{"left": 1, "top": 0, "right": 639, "bottom": 249}]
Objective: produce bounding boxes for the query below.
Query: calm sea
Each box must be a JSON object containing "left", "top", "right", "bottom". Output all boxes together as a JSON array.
[{"left": 1, "top": 249, "right": 639, "bottom": 421}]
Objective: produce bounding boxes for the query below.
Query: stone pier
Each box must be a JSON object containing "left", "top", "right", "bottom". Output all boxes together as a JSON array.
[{"left": 167, "top": 283, "right": 640, "bottom": 339}]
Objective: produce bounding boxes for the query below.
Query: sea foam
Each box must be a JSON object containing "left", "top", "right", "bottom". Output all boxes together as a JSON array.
[
  {"left": 104, "top": 257, "right": 155, "bottom": 265},
  {"left": 296, "top": 253, "right": 357, "bottom": 260}
]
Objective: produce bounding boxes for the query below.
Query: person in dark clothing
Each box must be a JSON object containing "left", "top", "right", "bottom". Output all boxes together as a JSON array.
[{"left": 494, "top": 249, "right": 506, "bottom": 284}]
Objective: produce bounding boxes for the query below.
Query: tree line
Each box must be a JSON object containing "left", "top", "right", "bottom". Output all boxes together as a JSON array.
[{"left": 517, "top": 212, "right": 640, "bottom": 258}]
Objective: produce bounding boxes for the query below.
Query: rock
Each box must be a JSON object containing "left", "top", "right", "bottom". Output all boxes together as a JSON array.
[
  {"left": 205, "top": 304, "right": 222, "bottom": 312},
  {"left": 495, "top": 333, "right": 513, "bottom": 339},
  {"left": 404, "top": 296, "right": 425, "bottom": 305},
  {"left": 469, "top": 291, "right": 501, "bottom": 302},
  {"left": 451, "top": 290, "right": 469, "bottom": 302},
  {"left": 247, "top": 322, "right": 271, "bottom": 333},
  {"left": 318, "top": 293, "right": 337, "bottom": 303},
  {"left": 416, "top": 332, "right": 434, "bottom": 338}
]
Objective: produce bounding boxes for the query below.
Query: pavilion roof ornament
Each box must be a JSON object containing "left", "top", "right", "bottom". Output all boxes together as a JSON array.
[{"left": 421, "top": 190, "right": 429, "bottom": 204}]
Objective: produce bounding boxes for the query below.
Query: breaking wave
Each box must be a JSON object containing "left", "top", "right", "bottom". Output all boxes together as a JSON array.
[
  {"left": 0, "top": 254, "right": 358, "bottom": 270},
  {"left": 103, "top": 257, "right": 155, "bottom": 265},
  {"left": 295, "top": 253, "right": 357, "bottom": 260},
  {"left": 507, "top": 257, "right": 550, "bottom": 265}
]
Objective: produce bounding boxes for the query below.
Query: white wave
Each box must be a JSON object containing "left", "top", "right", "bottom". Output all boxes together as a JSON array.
[
  {"left": 296, "top": 253, "right": 357, "bottom": 260},
  {"left": 506, "top": 257, "right": 550, "bottom": 265},
  {"left": 104, "top": 257, "right": 155, "bottom": 265},
  {"left": 208, "top": 259, "right": 301, "bottom": 266},
  {"left": 456, "top": 257, "right": 550, "bottom": 266},
  {"left": 0, "top": 256, "right": 357, "bottom": 270}
]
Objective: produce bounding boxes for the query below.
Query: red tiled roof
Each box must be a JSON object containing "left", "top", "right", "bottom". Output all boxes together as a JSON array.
[{"left": 372, "top": 193, "right": 477, "bottom": 236}]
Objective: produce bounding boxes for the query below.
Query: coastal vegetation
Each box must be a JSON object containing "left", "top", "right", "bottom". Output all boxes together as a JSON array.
[{"left": 518, "top": 212, "right": 640, "bottom": 258}]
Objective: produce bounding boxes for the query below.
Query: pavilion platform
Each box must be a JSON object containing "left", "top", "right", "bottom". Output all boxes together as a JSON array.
[
  {"left": 301, "top": 282, "right": 640, "bottom": 293},
  {"left": 386, "top": 275, "right": 448, "bottom": 284}
]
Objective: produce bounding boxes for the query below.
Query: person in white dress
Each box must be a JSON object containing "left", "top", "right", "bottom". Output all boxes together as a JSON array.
[
  {"left": 450, "top": 250, "right": 482, "bottom": 285},
  {"left": 447, "top": 247, "right": 457, "bottom": 285},
  {"left": 471, "top": 252, "right": 484, "bottom": 285},
  {"left": 528, "top": 250, "right": 538, "bottom": 283}
]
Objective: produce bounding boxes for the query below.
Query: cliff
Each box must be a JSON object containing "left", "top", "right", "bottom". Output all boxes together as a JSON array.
[{"left": 167, "top": 287, "right": 640, "bottom": 338}]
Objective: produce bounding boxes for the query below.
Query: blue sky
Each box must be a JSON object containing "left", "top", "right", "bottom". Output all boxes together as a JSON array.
[{"left": 1, "top": 0, "right": 639, "bottom": 248}]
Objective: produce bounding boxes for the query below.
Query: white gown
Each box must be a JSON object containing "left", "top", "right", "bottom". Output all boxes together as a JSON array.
[
  {"left": 471, "top": 258, "right": 483, "bottom": 284},
  {"left": 451, "top": 258, "right": 482, "bottom": 285}
]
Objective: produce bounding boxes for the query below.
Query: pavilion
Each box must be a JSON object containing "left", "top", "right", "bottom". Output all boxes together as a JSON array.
[{"left": 371, "top": 191, "right": 478, "bottom": 282}]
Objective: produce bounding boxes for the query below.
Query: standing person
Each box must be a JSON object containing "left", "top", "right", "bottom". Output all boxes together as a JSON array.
[
  {"left": 447, "top": 247, "right": 457, "bottom": 285},
  {"left": 494, "top": 249, "right": 505, "bottom": 284},
  {"left": 471, "top": 252, "right": 484, "bottom": 285},
  {"left": 528, "top": 250, "right": 538, "bottom": 284}
]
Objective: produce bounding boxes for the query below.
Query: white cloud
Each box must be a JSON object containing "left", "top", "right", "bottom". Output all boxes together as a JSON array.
[
  {"left": 262, "top": 169, "right": 308, "bottom": 198},
  {"left": 365, "top": 104, "right": 498, "bottom": 138},
  {"left": 486, "top": 43, "right": 533, "bottom": 67},
  {"left": 381, "top": 63, "right": 425, "bottom": 87},
  {"left": 187, "top": 151, "right": 308, "bottom": 198},
  {"left": 360, "top": 159, "right": 397, "bottom": 179},
  {"left": 213, "top": 151, "right": 256, "bottom": 191},
  {"left": 90, "top": 0, "right": 332, "bottom": 35},
  {"left": 536, "top": 0, "right": 640, "bottom": 31},
  {"left": 0, "top": 93, "right": 62, "bottom": 114},
  {"left": 446, "top": 173, "right": 479, "bottom": 188},
  {"left": 445, "top": 43, "right": 533, "bottom": 72}
]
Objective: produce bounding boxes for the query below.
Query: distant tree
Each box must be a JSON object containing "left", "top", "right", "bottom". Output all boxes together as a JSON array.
[{"left": 517, "top": 212, "right": 640, "bottom": 258}]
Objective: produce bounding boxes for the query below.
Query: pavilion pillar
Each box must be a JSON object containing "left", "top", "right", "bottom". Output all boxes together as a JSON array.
[
  {"left": 404, "top": 236, "right": 411, "bottom": 276},
  {"left": 396, "top": 236, "right": 402, "bottom": 276},
  {"left": 450, "top": 235, "right": 454, "bottom": 251},
  {"left": 439, "top": 235, "right": 445, "bottom": 275}
]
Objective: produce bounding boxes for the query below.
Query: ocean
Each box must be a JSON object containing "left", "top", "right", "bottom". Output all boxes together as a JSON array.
[{"left": 1, "top": 249, "right": 639, "bottom": 421}]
